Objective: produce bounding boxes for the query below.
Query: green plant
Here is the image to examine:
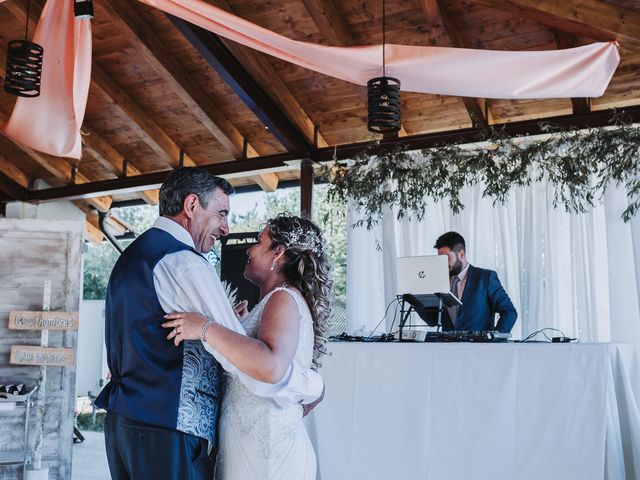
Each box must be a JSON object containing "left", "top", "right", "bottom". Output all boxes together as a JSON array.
[{"left": 321, "top": 119, "right": 640, "bottom": 228}]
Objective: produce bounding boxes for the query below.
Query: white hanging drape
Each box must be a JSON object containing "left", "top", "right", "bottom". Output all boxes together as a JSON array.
[{"left": 346, "top": 176, "right": 640, "bottom": 342}]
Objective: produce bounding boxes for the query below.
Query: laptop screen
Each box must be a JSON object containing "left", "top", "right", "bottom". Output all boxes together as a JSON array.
[{"left": 396, "top": 255, "right": 450, "bottom": 295}]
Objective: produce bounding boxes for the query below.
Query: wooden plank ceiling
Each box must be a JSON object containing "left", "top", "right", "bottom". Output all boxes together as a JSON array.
[{"left": 0, "top": 0, "right": 639, "bottom": 211}]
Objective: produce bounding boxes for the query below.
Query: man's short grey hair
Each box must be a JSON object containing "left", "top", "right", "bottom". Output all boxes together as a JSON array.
[{"left": 159, "top": 167, "right": 234, "bottom": 217}]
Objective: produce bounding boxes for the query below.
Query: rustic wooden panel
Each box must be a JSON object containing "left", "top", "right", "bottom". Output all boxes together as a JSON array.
[{"left": 0, "top": 219, "right": 83, "bottom": 480}]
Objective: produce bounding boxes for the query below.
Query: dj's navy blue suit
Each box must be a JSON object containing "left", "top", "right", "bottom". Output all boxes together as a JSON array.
[{"left": 442, "top": 265, "right": 517, "bottom": 334}]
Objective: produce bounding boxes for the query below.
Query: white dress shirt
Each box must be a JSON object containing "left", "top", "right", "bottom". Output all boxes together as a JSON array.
[{"left": 151, "top": 217, "right": 323, "bottom": 406}]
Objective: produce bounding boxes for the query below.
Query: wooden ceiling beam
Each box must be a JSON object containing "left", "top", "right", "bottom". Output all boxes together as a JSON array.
[
  {"left": 0, "top": 164, "right": 29, "bottom": 201},
  {"left": 207, "top": 0, "right": 329, "bottom": 148},
  {"left": 0, "top": 154, "right": 31, "bottom": 190},
  {"left": 101, "top": 0, "right": 258, "bottom": 160},
  {"left": 553, "top": 30, "right": 591, "bottom": 115},
  {"left": 26, "top": 152, "right": 294, "bottom": 202},
  {"left": 84, "top": 216, "right": 105, "bottom": 245},
  {"left": 169, "top": 16, "right": 313, "bottom": 155},
  {"left": 252, "top": 172, "right": 279, "bottom": 192},
  {"left": 82, "top": 126, "right": 159, "bottom": 205},
  {"left": 478, "top": 0, "right": 640, "bottom": 52},
  {"left": 86, "top": 211, "right": 132, "bottom": 237},
  {"left": 300, "top": 0, "right": 408, "bottom": 137},
  {"left": 418, "top": 0, "right": 490, "bottom": 129},
  {"left": 90, "top": 63, "right": 198, "bottom": 169},
  {"left": 24, "top": 105, "right": 640, "bottom": 203}
]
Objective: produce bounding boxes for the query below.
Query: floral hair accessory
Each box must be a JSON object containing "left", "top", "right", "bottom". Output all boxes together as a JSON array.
[{"left": 279, "top": 226, "right": 323, "bottom": 254}]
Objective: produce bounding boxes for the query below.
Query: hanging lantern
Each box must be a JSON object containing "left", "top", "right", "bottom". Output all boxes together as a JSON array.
[
  {"left": 4, "top": 40, "right": 44, "bottom": 97},
  {"left": 4, "top": 0, "right": 44, "bottom": 97},
  {"left": 74, "top": 0, "right": 94, "bottom": 20},
  {"left": 4, "top": 0, "right": 44, "bottom": 99},
  {"left": 367, "top": 76, "right": 401, "bottom": 133},
  {"left": 367, "top": 0, "right": 401, "bottom": 134}
]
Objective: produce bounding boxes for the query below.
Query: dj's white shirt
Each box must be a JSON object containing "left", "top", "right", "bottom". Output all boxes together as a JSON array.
[{"left": 151, "top": 216, "right": 323, "bottom": 406}]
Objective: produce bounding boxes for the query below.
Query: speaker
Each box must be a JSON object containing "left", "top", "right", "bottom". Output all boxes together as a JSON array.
[{"left": 220, "top": 233, "right": 260, "bottom": 309}]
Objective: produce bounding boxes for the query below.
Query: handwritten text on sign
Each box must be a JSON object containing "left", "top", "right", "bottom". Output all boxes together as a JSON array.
[
  {"left": 10, "top": 346, "right": 75, "bottom": 367},
  {"left": 9, "top": 311, "right": 78, "bottom": 330}
]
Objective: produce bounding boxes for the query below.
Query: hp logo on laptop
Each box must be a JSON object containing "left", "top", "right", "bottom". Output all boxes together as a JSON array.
[{"left": 418, "top": 271, "right": 426, "bottom": 279}]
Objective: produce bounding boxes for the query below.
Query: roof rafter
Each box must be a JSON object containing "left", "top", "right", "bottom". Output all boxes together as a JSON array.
[
  {"left": 478, "top": 0, "right": 640, "bottom": 52},
  {"left": 417, "top": 0, "right": 490, "bottom": 129},
  {"left": 0, "top": 158, "right": 29, "bottom": 201},
  {"left": 82, "top": 126, "right": 160, "bottom": 205},
  {"left": 169, "top": 15, "right": 314, "bottom": 156},
  {"left": 205, "top": 0, "right": 330, "bottom": 148},
  {"left": 90, "top": 63, "right": 198, "bottom": 170},
  {"left": 102, "top": 0, "right": 258, "bottom": 160}
]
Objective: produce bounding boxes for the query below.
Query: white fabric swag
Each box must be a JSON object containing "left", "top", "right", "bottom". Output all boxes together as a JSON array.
[{"left": 346, "top": 173, "right": 640, "bottom": 342}]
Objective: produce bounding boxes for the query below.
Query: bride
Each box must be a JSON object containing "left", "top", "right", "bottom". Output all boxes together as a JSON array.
[{"left": 163, "top": 214, "right": 332, "bottom": 479}]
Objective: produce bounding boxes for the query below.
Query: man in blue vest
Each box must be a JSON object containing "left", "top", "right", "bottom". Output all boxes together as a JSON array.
[
  {"left": 96, "top": 167, "right": 324, "bottom": 479},
  {"left": 434, "top": 231, "right": 517, "bottom": 333}
]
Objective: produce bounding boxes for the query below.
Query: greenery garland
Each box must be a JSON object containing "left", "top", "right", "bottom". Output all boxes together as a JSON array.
[{"left": 320, "top": 119, "right": 640, "bottom": 229}]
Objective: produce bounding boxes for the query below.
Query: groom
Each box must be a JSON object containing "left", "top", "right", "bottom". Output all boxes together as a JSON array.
[{"left": 95, "top": 167, "right": 324, "bottom": 479}]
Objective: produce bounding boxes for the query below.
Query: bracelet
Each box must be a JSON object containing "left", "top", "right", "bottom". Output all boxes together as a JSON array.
[{"left": 200, "top": 319, "right": 214, "bottom": 344}]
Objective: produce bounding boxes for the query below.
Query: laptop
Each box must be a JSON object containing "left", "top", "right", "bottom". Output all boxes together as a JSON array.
[
  {"left": 396, "top": 255, "right": 462, "bottom": 328},
  {"left": 396, "top": 255, "right": 450, "bottom": 295}
]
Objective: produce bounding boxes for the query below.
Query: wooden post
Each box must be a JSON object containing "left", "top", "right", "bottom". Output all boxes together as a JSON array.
[
  {"left": 300, "top": 159, "right": 314, "bottom": 219},
  {"left": 33, "top": 281, "right": 50, "bottom": 473}
]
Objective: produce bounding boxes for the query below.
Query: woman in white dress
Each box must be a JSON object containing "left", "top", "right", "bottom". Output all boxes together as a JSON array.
[{"left": 163, "top": 214, "right": 332, "bottom": 480}]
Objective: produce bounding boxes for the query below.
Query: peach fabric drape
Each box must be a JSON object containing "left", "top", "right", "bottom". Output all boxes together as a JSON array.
[
  {"left": 140, "top": 0, "right": 619, "bottom": 98},
  {"left": 1, "top": 0, "right": 91, "bottom": 159}
]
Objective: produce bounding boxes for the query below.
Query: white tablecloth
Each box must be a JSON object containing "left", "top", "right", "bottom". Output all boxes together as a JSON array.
[{"left": 306, "top": 342, "right": 640, "bottom": 480}]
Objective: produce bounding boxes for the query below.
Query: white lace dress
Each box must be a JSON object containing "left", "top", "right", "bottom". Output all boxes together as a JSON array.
[{"left": 214, "top": 287, "right": 317, "bottom": 480}]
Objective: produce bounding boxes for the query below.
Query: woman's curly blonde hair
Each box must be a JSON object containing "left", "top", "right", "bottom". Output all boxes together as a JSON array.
[{"left": 265, "top": 214, "right": 333, "bottom": 369}]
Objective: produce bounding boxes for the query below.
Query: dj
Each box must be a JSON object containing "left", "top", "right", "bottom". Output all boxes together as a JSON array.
[{"left": 434, "top": 232, "right": 517, "bottom": 334}]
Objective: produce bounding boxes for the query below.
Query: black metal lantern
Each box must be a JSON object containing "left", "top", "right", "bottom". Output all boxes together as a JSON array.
[
  {"left": 4, "top": 1, "right": 44, "bottom": 98},
  {"left": 367, "top": 76, "right": 401, "bottom": 133},
  {"left": 367, "top": 0, "right": 401, "bottom": 134},
  {"left": 74, "top": 0, "right": 94, "bottom": 20}
]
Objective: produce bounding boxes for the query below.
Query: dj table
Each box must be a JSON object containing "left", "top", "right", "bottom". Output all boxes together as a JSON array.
[{"left": 306, "top": 342, "right": 640, "bottom": 480}]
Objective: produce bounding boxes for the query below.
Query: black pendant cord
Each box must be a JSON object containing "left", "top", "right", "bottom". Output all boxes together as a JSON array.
[
  {"left": 382, "top": 0, "right": 386, "bottom": 77},
  {"left": 25, "top": 0, "right": 30, "bottom": 40},
  {"left": 367, "top": 0, "right": 400, "bottom": 133}
]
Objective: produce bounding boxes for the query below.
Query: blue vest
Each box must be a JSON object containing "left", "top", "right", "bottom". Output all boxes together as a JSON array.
[{"left": 95, "top": 227, "right": 223, "bottom": 443}]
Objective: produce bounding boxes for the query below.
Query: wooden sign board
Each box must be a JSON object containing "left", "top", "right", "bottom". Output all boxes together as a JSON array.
[
  {"left": 10, "top": 346, "right": 75, "bottom": 367},
  {"left": 8, "top": 311, "right": 78, "bottom": 330}
]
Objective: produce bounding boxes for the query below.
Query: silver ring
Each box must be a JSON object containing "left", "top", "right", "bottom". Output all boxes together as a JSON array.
[{"left": 173, "top": 328, "right": 178, "bottom": 336}]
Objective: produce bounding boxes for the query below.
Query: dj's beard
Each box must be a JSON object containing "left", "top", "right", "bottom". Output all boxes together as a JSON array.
[{"left": 450, "top": 258, "right": 463, "bottom": 277}]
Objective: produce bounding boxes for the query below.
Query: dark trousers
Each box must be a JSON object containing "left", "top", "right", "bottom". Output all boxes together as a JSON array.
[{"left": 104, "top": 410, "right": 213, "bottom": 480}]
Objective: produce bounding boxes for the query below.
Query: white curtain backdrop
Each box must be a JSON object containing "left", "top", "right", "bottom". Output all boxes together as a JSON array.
[{"left": 346, "top": 176, "right": 640, "bottom": 342}]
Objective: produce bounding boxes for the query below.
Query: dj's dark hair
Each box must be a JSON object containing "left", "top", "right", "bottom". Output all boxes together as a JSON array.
[{"left": 434, "top": 231, "right": 466, "bottom": 252}]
